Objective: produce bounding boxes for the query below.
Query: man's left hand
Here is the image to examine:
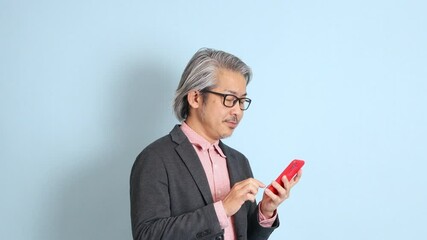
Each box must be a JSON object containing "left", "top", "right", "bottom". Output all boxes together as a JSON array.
[{"left": 260, "top": 169, "right": 303, "bottom": 218}]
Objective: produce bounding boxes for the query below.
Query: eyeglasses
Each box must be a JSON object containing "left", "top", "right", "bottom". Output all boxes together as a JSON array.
[{"left": 203, "top": 90, "right": 252, "bottom": 110}]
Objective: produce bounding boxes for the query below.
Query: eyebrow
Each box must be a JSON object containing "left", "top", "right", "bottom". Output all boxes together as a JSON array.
[{"left": 223, "top": 89, "right": 248, "bottom": 97}]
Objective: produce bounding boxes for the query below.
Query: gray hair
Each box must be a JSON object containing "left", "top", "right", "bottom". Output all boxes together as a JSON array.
[{"left": 173, "top": 48, "right": 252, "bottom": 121}]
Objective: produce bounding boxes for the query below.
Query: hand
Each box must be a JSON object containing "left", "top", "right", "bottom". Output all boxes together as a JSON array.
[
  {"left": 222, "top": 178, "right": 265, "bottom": 217},
  {"left": 260, "top": 169, "right": 303, "bottom": 218}
]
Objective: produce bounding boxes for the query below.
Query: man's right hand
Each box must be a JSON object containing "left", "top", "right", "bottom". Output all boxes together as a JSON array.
[{"left": 222, "top": 178, "right": 266, "bottom": 217}]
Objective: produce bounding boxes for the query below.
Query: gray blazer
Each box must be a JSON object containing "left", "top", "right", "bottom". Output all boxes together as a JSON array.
[{"left": 130, "top": 125, "right": 279, "bottom": 240}]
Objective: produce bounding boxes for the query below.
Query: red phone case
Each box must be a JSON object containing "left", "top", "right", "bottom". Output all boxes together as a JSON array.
[{"left": 267, "top": 159, "right": 305, "bottom": 194}]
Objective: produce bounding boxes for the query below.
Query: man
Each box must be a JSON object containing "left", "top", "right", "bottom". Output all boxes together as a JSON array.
[{"left": 130, "top": 48, "right": 302, "bottom": 240}]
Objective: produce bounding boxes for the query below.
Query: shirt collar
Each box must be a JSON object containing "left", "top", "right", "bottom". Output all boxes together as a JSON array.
[{"left": 180, "top": 122, "right": 226, "bottom": 158}]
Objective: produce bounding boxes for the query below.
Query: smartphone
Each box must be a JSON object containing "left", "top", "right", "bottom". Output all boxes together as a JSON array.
[{"left": 267, "top": 159, "right": 305, "bottom": 195}]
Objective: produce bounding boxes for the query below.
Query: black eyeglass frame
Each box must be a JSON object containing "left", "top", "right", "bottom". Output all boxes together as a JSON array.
[{"left": 203, "top": 90, "right": 252, "bottom": 110}]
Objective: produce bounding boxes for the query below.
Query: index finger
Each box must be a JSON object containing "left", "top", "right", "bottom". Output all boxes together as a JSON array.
[{"left": 246, "top": 178, "right": 266, "bottom": 188}]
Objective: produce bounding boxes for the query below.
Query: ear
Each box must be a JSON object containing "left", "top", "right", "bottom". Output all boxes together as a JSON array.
[{"left": 187, "top": 90, "right": 202, "bottom": 109}]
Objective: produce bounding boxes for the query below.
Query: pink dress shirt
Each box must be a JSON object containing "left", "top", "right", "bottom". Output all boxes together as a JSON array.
[{"left": 181, "top": 122, "right": 277, "bottom": 239}]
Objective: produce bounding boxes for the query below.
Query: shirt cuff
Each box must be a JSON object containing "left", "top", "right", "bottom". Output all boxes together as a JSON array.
[
  {"left": 258, "top": 203, "right": 277, "bottom": 227},
  {"left": 214, "top": 201, "right": 229, "bottom": 229}
]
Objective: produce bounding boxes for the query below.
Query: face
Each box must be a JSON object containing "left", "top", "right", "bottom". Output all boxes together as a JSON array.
[{"left": 186, "top": 68, "right": 248, "bottom": 143}]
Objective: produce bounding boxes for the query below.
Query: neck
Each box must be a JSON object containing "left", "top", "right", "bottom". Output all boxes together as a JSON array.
[{"left": 183, "top": 119, "right": 217, "bottom": 144}]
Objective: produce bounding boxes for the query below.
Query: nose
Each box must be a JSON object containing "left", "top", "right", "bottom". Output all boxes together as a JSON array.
[{"left": 230, "top": 102, "right": 243, "bottom": 117}]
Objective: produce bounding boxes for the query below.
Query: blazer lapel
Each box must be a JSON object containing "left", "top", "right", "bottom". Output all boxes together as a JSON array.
[
  {"left": 220, "top": 141, "right": 249, "bottom": 240},
  {"left": 219, "top": 141, "right": 241, "bottom": 186},
  {"left": 171, "top": 125, "right": 214, "bottom": 205}
]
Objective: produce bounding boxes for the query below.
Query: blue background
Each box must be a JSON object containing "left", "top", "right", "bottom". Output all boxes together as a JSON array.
[{"left": 1, "top": 1, "right": 426, "bottom": 239}]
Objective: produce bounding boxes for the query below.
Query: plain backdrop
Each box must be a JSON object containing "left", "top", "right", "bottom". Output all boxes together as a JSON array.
[{"left": 1, "top": 1, "right": 426, "bottom": 239}]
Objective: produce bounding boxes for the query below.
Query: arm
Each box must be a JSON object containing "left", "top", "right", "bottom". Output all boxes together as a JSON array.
[{"left": 130, "top": 148, "right": 223, "bottom": 240}]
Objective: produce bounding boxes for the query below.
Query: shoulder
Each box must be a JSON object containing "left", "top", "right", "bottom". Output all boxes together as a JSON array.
[
  {"left": 142, "top": 134, "right": 174, "bottom": 154},
  {"left": 132, "top": 125, "right": 183, "bottom": 168},
  {"left": 138, "top": 125, "right": 186, "bottom": 156},
  {"left": 131, "top": 125, "right": 188, "bottom": 182}
]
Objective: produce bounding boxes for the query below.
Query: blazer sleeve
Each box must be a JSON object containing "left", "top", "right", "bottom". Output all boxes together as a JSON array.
[
  {"left": 130, "top": 144, "right": 224, "bottom": 240},
  {"left": 247, "top": 203, "right": 280, "bottom": 240}
]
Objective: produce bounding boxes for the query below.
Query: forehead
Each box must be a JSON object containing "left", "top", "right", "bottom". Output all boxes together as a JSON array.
[{"left": 214, "top": 68, "right": 247, "bottom": 95}]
